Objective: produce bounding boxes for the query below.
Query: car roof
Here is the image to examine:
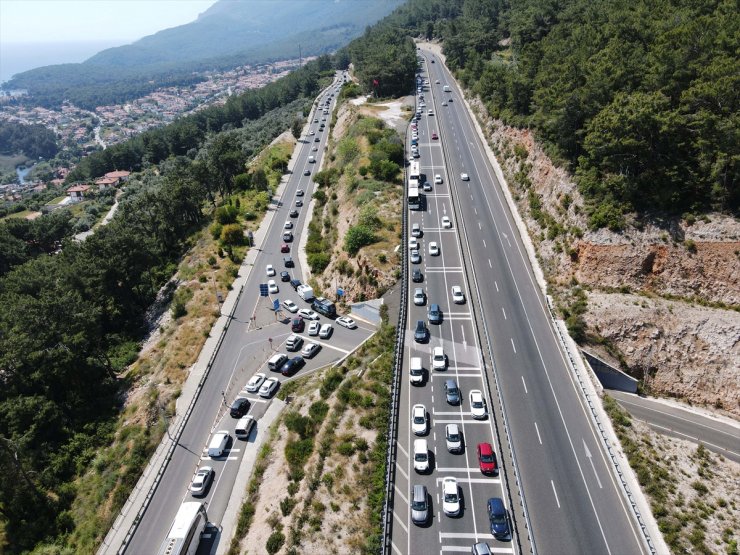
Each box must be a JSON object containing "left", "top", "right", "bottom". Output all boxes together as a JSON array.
[{"left": 478, "top": 442, "right": 493, "bottom": 454}]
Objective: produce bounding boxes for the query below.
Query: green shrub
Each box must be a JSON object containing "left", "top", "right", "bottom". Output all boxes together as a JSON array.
[
  {"left": 210, "top": 222, "right": 223, "bottom": 240},
  {"left": 309, "top": 401, "right": 330, "bottom": 423},
  {"left": 214, "top": 205, "right": 238, "bottom": 225},
  {"left": 285, "top": 438, "right": 314, "bottom": 472},
  {"left": 280, "top": 497, "right": 297, "bottom": 516},
  {"left": 307, "top": 252, "right": 331, "bottom": 273},
  {"left": 344, "top": 225, "right": 377, "bottom": 255},
  {"left": 266, "top": 531, "right": 285, "bottom": 554},
  {"left": 220, "top": 223, "right": 244, "bottom": 245}
]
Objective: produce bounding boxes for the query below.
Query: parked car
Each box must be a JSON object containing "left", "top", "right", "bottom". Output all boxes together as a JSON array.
[
  {"left": 486, "top": 498, "right": 511, "bottom": 540},
  {"left": 412, "top": 269, "right": 424, "bottom": 282},
  {"left": 283, "top": 299, "right": 299, "bottom": 313},
  {"left": 469, "top": 390, "right": 487, "bottom": 419},
  {"left": 245, "top": 373, "right": 266, "bottom": 393},
  {"left": 414, "top": 320, "right": 428, "bottom": 343},
  {"left": 445, "top": 423, "right": 463, "bottom": 453},
  {"left": 411, "top": 484, "right": 429, "bottom": 525},
  {"left": 229, "top": 397, "right": 250, "bottom": 418},
  {"left": 432, "top": 346, "right": 447, "bottom": 370},
  {"left": 444, "top": 379, "right": 460, "bottom": 404},
  {"left": 298, "top": 308, "right": 319, "bottom": 320},
  {"left": 413, "top": 288, "right": 426, "bottom": 306},
  {"left": 319, "top": 324, "right": 333, "bottom": 339},
  {"left": 301, "top": 342, "right": 321, "bottom": 358},
  {"left": 428, "top": 303, "right": 443, "bottom": 324},
  {"left": 410, "top": 250, "right": 421, "bottom": 264},
  {"left": 477, "top": 442, "right": 498, "bottom": 474},
  {"left": 442, "top": 477, "right": 461, "bottom": 516},
  {"left": 259, "top": 377, "right": 280, "bottom": 398},
  {"left": 280, "top": 356, "right": 305, "bottom": 376},
  {"left": 189, "top": 466, "right": 214, "bottom": 497},
  {"left": 411, "top": 404, "right": 428, "bottom": 435},
  {"left": 451, "top": 285, "right": 465, "bottom": 304},
  {"left": 336, "top": 316, "right": 357, "bottom": 329},
  {"left": 291, "top": 317, "right": 305, "bottom": 332},
  {"left": 308, "top": 321, "right": 320, "bottom": 336}
]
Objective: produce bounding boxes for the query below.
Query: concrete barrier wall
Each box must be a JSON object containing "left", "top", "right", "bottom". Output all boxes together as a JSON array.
[{"left": 582, "top": 350, "right": 639, "bottom": 393}]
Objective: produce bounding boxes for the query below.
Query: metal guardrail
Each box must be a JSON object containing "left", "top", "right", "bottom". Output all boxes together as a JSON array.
[
  {"left": 116, "top": 283, "right": 245, "bottom": 554},
  {"left": 380, "top": 135, "right": 410, "bottom": 554},
  {"left": 547, "top": 303, "right": 656, "bottom": 554}
]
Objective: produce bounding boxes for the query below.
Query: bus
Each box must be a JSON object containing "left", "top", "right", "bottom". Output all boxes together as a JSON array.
[
  {"left": 157, "top": 502, "right": 208, "bottom": 555},
  {"left": 408, "top": 186, "right": 422, "bottom": 211},
  {"left": 408, "top": 160, "right": 421, "bottom": 188}
]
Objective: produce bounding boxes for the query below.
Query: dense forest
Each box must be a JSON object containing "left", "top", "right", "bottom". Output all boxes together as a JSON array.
[
  {"left": 0, "top": 55, "right": 332, "bottom": 552},
  {"left": 0, "top": 121, "right": 58, "bottom": 160},
  {"left": 345, "top": 0, "right": 738, "bottom": 223}
]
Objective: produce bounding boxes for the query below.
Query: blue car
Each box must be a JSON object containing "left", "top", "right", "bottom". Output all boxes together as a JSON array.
[{"left": 487, "top": 498, "right": 511, "bottom": 540}]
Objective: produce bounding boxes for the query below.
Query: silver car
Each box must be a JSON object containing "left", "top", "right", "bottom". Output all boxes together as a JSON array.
[{"left": 411, "top": 484, "right": 429, "bottom": 525}]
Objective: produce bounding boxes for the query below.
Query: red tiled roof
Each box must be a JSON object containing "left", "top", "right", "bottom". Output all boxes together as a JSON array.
[
  {"left": 105, "top": 170, "right": 130, "bottom": 179},
  {"left": 67, "top": 185, "right": 91, "bottom": 193}
]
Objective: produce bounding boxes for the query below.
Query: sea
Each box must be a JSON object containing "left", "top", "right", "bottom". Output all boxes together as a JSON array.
[{"left": 0, "top": 40, "right": 126, "bottom": 85}]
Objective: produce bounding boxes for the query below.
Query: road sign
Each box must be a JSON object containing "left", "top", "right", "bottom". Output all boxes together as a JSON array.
[
  {"left": 259, "top": 283, "right": 268, "bottom": 297},
  {"left": 273, "top": 299, "right": 280, "bottom": 311}
]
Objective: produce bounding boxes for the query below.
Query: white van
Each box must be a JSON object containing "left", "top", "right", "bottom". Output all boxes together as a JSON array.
[
  {"left": 413, "top": 439, "right": 429, "bottom": 473},
  {"left": 235, "top": 415, "right": 256, "bottom": 440},
  {"left": 409, "top": 356, "right": 423, "bottom": 385},
  {"left": 308, "top": 156, "right": 316, "bottom": 164},
  {"left": 443, "top": 85, "right": 451, "bottom": 92},
  {"left": 208, "top": 430, "right": 230, "bottom": 458},
  {"left": 268, "top": 353, "right": 288, "bottom": 371}
]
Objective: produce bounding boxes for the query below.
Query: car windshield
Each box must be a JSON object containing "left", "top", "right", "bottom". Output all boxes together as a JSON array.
[
  {"left": 414, "top": 414, "right": 424, "bottom": 424},
  {"left": 480, "top": 453, "right": 494, "bottom": 462},
  {"left": 411, "top": 498, "right": 426, "bottom": 510},
  {"left": 473, "top": 400, "right": 483, "bottom": 408},
  {"left": 414, "top": 452, "right": 427, "bottom": 461},
  {"left": 492, "top": 513, "right": 506, "bottom": 525},
  {"left": 445, "top": 491, "right": 457, "bottom": 502},
  {"left": 448, "top": 432, "right": 460, "bottom": 441}
]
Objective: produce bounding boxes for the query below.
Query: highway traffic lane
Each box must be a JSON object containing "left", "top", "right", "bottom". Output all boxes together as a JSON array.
[
  {"left": 428, "top": 51, "right": 649, "bottom": 554},
  {"left": 126, "top": 76, "right": 346, "bottom": 552},
  {"left": 610, "top": 390, "right": 740, "bottom": 463}
]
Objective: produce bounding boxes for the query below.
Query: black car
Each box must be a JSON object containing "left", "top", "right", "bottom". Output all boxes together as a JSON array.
[
  {"left": 229, "top": 397, "right": 250, "bottom": 418},
  {"left": 414, "top": 320, "right": 428, "bottom": 343},
  {"left": 296, "top": 199, "right": 304, "bottom": 207},
  {"left": 289, "top": 209, "right": 299, "bottom": 218},
  {"left": 280, "top": 356, "right": 305, "bottom": 376},
  {"left": 303, "top": 169, "right": 311, "bottom": 176},
  {"left": 296, "top": 189, "right": 305, "bottom": 197},
  {"left": 283, "top": 256, "right": 294, "bottom": 268},
  {"left": 290, "top": 278, "right": 302, "bottom": 290},
  {"left": 291, "top": 317, "right": 305, "bottom": 333},
  {"left": 412, "top": 269, "right": 424, "bottom": 283},
  {"left": 428, "top": 304, "right": 443, "bottom": 324},
  {"left": 280, "top": 271, "right": 290, "bottom": 282}
]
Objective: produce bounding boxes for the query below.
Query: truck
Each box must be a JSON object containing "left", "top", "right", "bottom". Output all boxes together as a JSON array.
[
  {"left": 311, "top": 297, "right": 336, "bottom": 318},
  {"left": 297, "top": 285, "right": 314, "bottom": 301}
]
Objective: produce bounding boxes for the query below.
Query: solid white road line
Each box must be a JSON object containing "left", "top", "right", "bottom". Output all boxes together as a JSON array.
[
  {"left": 391, "top": 541, "right": 403, "bottom": 555},
  {"left": 439, "top": 532, "right": 495, "bottom": 540},
  {"left": 551, "top": 480, "right": 561, "bottom": 508},
  {"left": 397, "top": 441, "right": 409, "bottom": 459},
  {"left": 535, "top": 422, "right": 542, "bottom": 445},
  {"left": 395, "top": 485, "right": 409, "bottom": 505},
  {"left": 521, "top": 376, "right": 528, "bottom": 394}
]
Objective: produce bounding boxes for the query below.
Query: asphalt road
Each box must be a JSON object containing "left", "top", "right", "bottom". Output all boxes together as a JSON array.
[
  {"left": 610, "top": 391, "right": 740, "bottom": 463},
  {"left": 125, "top": 72, "right": 377, "bottom": 555},
  {"left": 388, "top": 49, "right": 652, "bottom": 555}
]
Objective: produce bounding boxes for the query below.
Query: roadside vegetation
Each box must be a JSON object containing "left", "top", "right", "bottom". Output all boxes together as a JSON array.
[
  {"left": 603, "top": 395, "right": 739, "bottom": 554},
  {"left": 306, "top": 103, "right": 403, "bottom": 304}
]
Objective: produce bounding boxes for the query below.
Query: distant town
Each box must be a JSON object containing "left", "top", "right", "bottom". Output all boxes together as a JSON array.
[{"left": 0, "top": 56, "right": 313, "bottom": 206}]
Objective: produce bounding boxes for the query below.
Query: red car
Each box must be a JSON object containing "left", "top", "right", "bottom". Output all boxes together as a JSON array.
[
  {"left": 431, "top": 132, "right": 438, "bottom": 140},
  {"left": 477, "top": 442, "right": 498, "bottom": 474},
  {"left": 280, "top": 243, "right": 290, "bottom": 253}
]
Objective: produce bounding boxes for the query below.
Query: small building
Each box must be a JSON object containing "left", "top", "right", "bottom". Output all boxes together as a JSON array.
[
  {"left": 104, "top": 170, "right": 130, "bottom": 184},
  {"left": 67, "top": 184, "right": 91, "bottom": 202},
  {"left": 95, "top": 176, "right": 118, "bottom": 189}
]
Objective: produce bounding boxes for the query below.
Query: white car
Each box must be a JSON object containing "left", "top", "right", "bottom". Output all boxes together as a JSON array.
[
  {"left": 189, "top": 466, "right": 214, "bottom": 497},
  {"left": 284, "top": 221, "right": 293, "bottom": 229},
  {"left": 336, "top": 316, "right": 357, "bottom": 329},
  {"left": 308, "top": 321, "right": 320, "bottom": 336},
  {"left": 413, "top": 288, "right": 425, "bottom": 306},
  {"left": 409, "top": 238, "right": 419, "bottom": 250},
  {"left": 432, "top": 346, "right": 447, "bottom": 370},
  {"left": 301, "top": 342, "right": 321, "bottom": 358},
  {"left": 259, "top": 377, "right": 280, "bottom": 398},
  {"left": 442, "top": 101, "right": 448, "bottom": 106},
  {"left": 283, "top": 299, "right": 299, "bottom": 313},
  {"left": 469, "top": 390, "right": 487, "bottom": 419},
  {"left": 441, "top": 216, "right": 452, "bottom": 228},
  {"left": 434, "top": 174, "right": 443, "bottom": 185},
  {"left": 429, "top": 242, "right": 439, "bottom": 256},
  {"left": 442, "top": 477, "right": 461, "bottom": 516},
  {"left": 267, "top": 280, "right": 278, "bottom": 294},
  {"left": 460, "top": 173, "right": 470, "bottom": 181},
  {"left": 435, "top": 79, "right": 440, "bottom": 84},
  {"left": 451, "top": 286, "right": 465, "bottom": 304},
  {"left": 319, "top": 324, "right": 333, "bottom": 339},
  {"left": 423, "top": 181, "right": 432, "bottom": 192},
  {"left": 427, "top": 109, "right": 434, "bottom": 116},
  {"left": 246, "top": 373, "right": 266, "bottom": 393},
  {"left": 266, "top": 264, "right": 276, "bottom": 276},
  {"left": 411, "top": 404, "right": 428, "bottom": 435},
  {"left": 298, "top": 308, "right": 319, "bottom": 320}
]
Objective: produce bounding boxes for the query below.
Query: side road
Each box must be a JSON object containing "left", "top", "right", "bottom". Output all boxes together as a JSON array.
[{"left": 98, "top": 79, "right": 338, "bottom": 555}]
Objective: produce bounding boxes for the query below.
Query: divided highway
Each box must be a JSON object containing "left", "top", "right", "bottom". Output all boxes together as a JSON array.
[
  {"left": 388, "top": 50, "right": 653, "bottom": 555},
  {"left": 122, "top": 72, "right": 377, "bottom": 554}
]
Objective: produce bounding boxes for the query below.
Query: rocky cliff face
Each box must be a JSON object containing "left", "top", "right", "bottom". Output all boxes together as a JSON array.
[{"left": 469, "top": 98, "right": 740, "bottom": 417}]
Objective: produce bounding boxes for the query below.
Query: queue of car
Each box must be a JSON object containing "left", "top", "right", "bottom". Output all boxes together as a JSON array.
[{"left": 408, "top": 55, "right": 510, "bottom": 553}]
